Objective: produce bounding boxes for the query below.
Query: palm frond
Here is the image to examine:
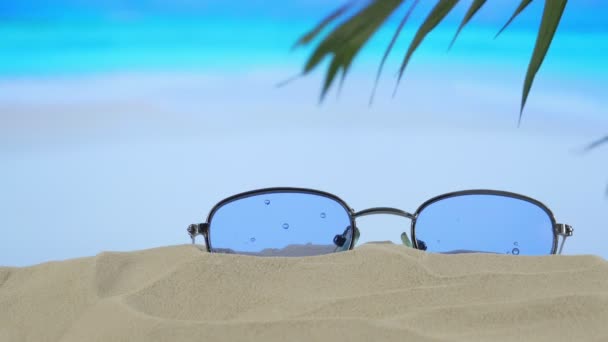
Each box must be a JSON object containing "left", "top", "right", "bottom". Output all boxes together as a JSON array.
[
  {"left": 394, "top": 0, "right": 459, "bottom": 96},
  {"left": 302, "top": 0, "right": 404, "bottom": 102},
  {"left": 449, "top": 0, "right": 488, "bottom": 49},
  {"left": 295, "top": 0, "right": 606, "bottom": 195},
  {"left": 518, "top": 0, "right": 567, "bottom": 124},
  {"left": 495, "top": 0, "right": 533, "bottom": 38},
  {"left": 296, "top": 0, "right": 569, "bottom": 117},
  {"left": 369, "top": 0, "right": 419, "bottom": 105},
  {"left": 293, "top": 0, "right": 358, "bottom": 49},
  {"left": 584, "top": 136, "right": 608, "bottom": 151}
]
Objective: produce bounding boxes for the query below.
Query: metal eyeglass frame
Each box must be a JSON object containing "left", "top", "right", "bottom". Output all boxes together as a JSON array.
[{"left": 187, "top": 187, "right": 574, "bottom": 255}]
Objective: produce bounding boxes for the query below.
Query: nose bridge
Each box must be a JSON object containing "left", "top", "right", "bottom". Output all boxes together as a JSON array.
[{"left": 353, "top": 207, "right": 415, "bottom": 220}]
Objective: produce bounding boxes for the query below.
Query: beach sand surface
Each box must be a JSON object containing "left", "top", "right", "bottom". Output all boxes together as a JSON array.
[{"left": 1, "top": 243, "right": 607, "bottom": 342}]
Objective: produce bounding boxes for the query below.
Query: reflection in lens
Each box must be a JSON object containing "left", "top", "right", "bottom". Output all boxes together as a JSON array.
[
  {"left": 414, "top": 194, "right": 554, "bottom": 255},
  {"left": 209, "top": 191, "right": 353, "bottom": 256}
]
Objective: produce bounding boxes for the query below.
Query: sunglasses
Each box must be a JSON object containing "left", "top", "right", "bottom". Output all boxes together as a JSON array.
[{"left": 187, "top": 187, "right": 573, "bottom": 257}]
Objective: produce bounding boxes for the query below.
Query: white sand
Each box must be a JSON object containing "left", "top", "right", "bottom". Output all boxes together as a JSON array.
[{"left": 1, "top": 243, "right": 607, "bottom": 342}]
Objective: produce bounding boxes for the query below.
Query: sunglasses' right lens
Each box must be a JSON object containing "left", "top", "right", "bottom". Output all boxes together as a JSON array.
[
  {"left": 414, "top": 194, "right": 555, "bottom": 255},
  {"left": 208, "top": 191, "right": 353, "bottom": 256}
]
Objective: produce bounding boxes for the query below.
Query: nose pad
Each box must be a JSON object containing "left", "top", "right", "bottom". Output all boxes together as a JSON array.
[
  {"left": 333, "top": 234, "right": 347, "bottom": 248},
  {"left": 400, "top": 232, "right": 412, "bottom": 248},
  {"left": 400, "top": 232, "right": 427, "bottom": 250},
  {"left": 333, "top": 226, "right": 360, "bottom": 251},
  {"left": 416, "top": 239, "right": 427, "bottom": 251}
]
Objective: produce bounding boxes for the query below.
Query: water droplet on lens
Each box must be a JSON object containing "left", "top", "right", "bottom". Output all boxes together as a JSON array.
[
  {"left": 513, "top": 241, "right": 519, "bottom": 246},
  {"left": 320, "top": 212, "right": 326, "bottom": 219},
  {"left": 512, "top": 248, "right": 520, "bottom": 255},
  {"left": 264, "top": 200, "right": 270, "bottom": 205},
  {"left": 250, "top": 237, "right": 256, "bottom": 242},
  {"left": 282, "top": 223, "right": 289, "bottom": 229}
]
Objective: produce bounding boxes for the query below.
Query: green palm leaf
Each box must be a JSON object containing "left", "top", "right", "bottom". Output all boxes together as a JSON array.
[
  {"left": 295, "top": 0, "right": 606, "bottom": 194},
  {"left": 449, "top": 0, "right": 487, "bottom": 49},
  {"left": 296, "top": 0, "right": 569, "bottom": 117},
  {"left": 370, "top": 0, "right": 420, "bottom": 105},
  {"left": 395, "top": 0, "right": 460, "bottom": 94},
  {"left": 295, "top": 0, "right": 605, "bottom": 194},
  {"left": 303, "top": 0, "right": 404, "bottom": 101},
  {"left": 584, "top": 136, "right": 608, "bottom": 151},
  {"left": 496, "top": 0, "right": 533, "bottom": 38},
  {"left": 293, "top": 0, "right": 358, "bottom": 48},
  {"left": 519, "top": 0, "right": 567, "bottom": 123}
]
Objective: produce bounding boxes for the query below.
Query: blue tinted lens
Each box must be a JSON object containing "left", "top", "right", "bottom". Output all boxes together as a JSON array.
[
  {"left": 209, "top": 191, "right": 353, "bottom": 256},
  {"left": 414, "top": 194, "right": 554, "bottom": 255}
]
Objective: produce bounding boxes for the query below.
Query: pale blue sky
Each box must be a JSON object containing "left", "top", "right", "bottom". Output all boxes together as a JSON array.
[{"left": 0, "top": 1, "right": 607, "bottom": 266}]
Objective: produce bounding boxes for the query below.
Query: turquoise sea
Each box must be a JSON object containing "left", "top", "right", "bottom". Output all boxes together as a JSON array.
[{"left": 0, "top": 1, "right": 606, "bottom": 79}]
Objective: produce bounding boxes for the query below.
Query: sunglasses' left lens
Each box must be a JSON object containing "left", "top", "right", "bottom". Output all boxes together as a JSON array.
[
  {"left": 413, "top": 193, "right": 555, "bottom": 255},
  {"left": 208, "top": 191, "right": 353, "bottom": 256}
]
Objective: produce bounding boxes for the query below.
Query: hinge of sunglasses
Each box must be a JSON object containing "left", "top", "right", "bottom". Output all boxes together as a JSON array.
[
  {"left": 555, "top": 223, "right": 574, "bottom": 237},
  {"left": 555, "top": 223, "right": 573, "bottom": 255},
  {"left": 187, "top": 223, "right": 209, "bottom": 244}
]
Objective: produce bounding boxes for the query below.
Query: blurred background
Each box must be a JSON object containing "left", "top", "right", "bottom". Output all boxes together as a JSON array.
[{"left": 1, "top": 0, "right": 606, "bottom": 266}]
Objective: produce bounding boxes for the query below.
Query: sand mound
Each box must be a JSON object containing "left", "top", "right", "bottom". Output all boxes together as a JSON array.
[{"left": 1, "top": 243, "right": 607, "bottom": 342}]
